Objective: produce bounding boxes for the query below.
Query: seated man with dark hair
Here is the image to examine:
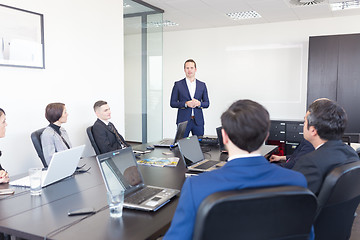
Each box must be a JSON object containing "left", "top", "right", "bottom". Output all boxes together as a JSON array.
[
  {"left": 92, "top": 100, "right": 130, "bottom": 154},
  {"left": 293, "top": 98, "right": 359, "bottom": 195},
  {"left": 163, "top": 99, "right": 310, "bottom": 240}
]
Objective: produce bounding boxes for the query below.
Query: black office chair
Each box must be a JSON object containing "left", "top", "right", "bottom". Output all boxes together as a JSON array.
[
  {"left": 314, "top": 161, "right": 360, "bottom": 240},
  {"left": 30, "top": 128, "right": 47, "bottom": 168},
  {"left": 193, "top": 186, "right": 317, "bottom": 240},
  {"left": 86, "top": 126, "right": 101, "bottom": 155}
]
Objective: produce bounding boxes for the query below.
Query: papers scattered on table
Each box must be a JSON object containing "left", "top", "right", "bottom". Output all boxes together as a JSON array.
[{"left": 137, "top": 157, "right": 179, "bottom": 167}]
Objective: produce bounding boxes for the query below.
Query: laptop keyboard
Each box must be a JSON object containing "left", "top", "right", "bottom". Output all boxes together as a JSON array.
[
  {"left": 125, "top": 187, "right": 163, "bottom": 205},
  {"left": 160, "top": 139, "right": 171, "bottom": 144},
  {"left": 195, "top": 160, "right": 219, "bottom": 169}
]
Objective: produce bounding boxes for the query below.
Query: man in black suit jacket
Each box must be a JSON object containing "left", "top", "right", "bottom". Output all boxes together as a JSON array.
[
  {"left": 292, "top": 98, "right": 359, "bottom": 195},
  {"left": 92, "top": 101, "right": 129, "bottom": 154}
]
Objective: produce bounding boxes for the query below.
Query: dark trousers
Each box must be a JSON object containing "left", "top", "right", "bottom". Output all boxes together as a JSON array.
[{"left": 183, "top": 119, "right": 204, "bottom": 137}]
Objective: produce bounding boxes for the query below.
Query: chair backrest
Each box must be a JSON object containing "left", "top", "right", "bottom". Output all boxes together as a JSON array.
[
  {"left": 314, "top": 161, "right": 360, "bottom": 240},
  {"left": 30, "top": 128, "right": 47, "bottom": 168},
  {"left": 193, "top": 186, "right": 317, "bottom": 240},
  {"left": 86, "top": 126, "right": 101, "bottom": 155}
]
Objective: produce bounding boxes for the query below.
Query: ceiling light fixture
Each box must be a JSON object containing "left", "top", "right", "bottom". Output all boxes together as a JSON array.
[
  {"left": 330, "top": 0, "right": 360, "bottom": 10},
  {"left": 147, "top": 20, "right": 179, "bottom": 28},
  {"left": 289, "top": 0, "right": 325, "bottom": 6},
  {"left": 226, "top": 10, "right": 262, "bottom": 20},
  {"left": 123, "top": 3, "right": 131, "bottom": 8}
]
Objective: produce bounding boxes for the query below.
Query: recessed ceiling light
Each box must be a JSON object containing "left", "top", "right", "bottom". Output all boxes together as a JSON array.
[
  {"left": 147, "top": 20, "right": 179, "bottom": 28},
  {"left": 330, "top": 0, "right": 360, "bottom": 11},
  {"left": 123, "top": 3, "right": 131, "bottom": 8},
  {"left": 226, "top": 10, "right": 262, "bottom": 20}
]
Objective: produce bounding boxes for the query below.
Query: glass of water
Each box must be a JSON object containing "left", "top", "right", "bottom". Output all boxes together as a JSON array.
[
  {"left": 107, "top": 189, "right": 124, "bottom": 218},
  {"left": 29, "top": 168, "right": 42, "bottom": 195}
]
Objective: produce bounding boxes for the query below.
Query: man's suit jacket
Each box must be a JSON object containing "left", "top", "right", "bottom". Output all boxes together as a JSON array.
[
  {"left": 92, "top": 119, "right": 129, "bottom": 154},
  {"left": 293, "top": 140, "right": 359, "bottom": 195},
  {"left": 163, "top": 156, "right": 308, "bottom": 240},
  {"left": 170, "top": 78, "right": 209, "bottom": 125}
]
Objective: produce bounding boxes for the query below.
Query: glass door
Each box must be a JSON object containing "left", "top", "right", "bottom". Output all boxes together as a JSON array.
[{"left": 124, "top": 0, "right": 163, "bottom": 143}]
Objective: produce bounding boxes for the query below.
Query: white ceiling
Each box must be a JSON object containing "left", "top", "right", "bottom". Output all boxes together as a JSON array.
[{"left": 137, "top": 0, "right": 360, "bottom": 32}]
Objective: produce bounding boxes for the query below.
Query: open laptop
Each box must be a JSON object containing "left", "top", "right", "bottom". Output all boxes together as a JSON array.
[
  {"left": 216, "top": 126, "right": 228, "bottom": 153},
  {"left": 96, "top": 147, "right": 180, "bottom": 211},
  {"left": 154, "top": 121, "right": 187, "bottom": 148},
  {"left": 178, "top": 135, "right": 225, "bottom": 172},
  {"left": 10, "top": 145, "right": 85, "bottom": 188}
]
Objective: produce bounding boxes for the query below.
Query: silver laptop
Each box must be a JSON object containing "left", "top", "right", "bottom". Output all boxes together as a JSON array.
[
  {"left": 10, "top": 145, "right": 85, "bottom": 188},
  {"left": 154, "top": 121, "right": 187, "bottom": 148},
  {"left": 178, "top": 135, "right": 225, "bottom": 172},
  {"left": 96, "top": 147, "right": 180, "bottom": 211}
]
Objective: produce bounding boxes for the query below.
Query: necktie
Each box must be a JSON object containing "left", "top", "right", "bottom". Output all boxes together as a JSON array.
[{"left": 108, "top": 122, "right": 127, "bottom": 149}]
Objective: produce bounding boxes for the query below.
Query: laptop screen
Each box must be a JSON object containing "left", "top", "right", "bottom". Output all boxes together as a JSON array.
[
  {"left": 97, "top": 147, "right": 143, "bottom": 194},
  {"left": 173, "top": 121, "right": 188, "bottom": 144},
  {"left": 178, "top": 135, "right": 204, "bottom": 166},
  {"left": 216, "top": 126, "right": 227, "bottom": 152}
]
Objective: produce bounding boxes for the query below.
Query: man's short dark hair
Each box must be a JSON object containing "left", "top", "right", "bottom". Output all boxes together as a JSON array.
[
  {"left": 0, "top": 108, "right": 5, "bottom": 117},
  {"left": 184, "top": 59, "right": 196, "bottom": 69},
  {"left": 221, "top": 99, "right": 270, "bottom": 152},
  {"left": 45, "top": 103, "right": 65, "bottom": 123},
  {"left": 307, "top": 99, "right": 347, "bottom": 141},
  {"left": 93, "top": 100, "right": 107, "bottom": 112}
]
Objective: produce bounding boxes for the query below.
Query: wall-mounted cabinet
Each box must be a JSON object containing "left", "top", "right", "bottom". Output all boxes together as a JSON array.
[
  {"left": 267, "top": 120, "right": 304, "bottom": 156},
  {"left": 307, "top": 33, "right": 360, "bottom": 133}
]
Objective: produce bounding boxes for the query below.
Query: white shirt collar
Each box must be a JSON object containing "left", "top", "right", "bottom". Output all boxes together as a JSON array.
[
  {"left": 99, "top": 118, "right": 109, "bottom": 125},
  {"left": 315, "top": 142, "right": 325, "bottom": 150},
  {"left": 227, "top": 153, "right": 261, "bottom": 162},
  {"left": 186, "top": 77, "right": 196, "bottom": 84}
]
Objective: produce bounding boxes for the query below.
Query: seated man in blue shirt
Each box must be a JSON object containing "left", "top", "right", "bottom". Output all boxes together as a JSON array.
[{"left": 163, "top": 99, "right": 311, "bottom": 240}]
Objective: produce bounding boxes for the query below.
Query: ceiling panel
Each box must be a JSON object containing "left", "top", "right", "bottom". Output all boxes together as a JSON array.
[{"left": 135, "top": 0, "right": 360, "bottom": 32}]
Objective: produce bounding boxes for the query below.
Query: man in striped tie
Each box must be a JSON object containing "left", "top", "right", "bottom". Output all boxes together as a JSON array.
[{"left": 92, "top": 100, "right": 130, "bottom": 154}]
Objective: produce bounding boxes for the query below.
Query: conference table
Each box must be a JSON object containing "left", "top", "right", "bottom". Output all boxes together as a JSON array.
[{"left": 0, "top": 143, "right": 278, "bottom": 240}]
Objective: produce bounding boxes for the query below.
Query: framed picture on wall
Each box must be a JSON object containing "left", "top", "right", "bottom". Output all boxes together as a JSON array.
[{"left": 0, "top": 4, "right": 45, "bottom": 69}]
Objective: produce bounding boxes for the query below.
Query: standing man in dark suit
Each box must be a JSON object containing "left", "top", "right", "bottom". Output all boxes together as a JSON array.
[
  {"left": 293, "top": 98, "right": 359, "bottom": 195},
  {"left": 170, "top": 59, "right": 209, "bottom": 137},
  {"left": 92, "top": 100, "right": 130, "bottom": 154}
]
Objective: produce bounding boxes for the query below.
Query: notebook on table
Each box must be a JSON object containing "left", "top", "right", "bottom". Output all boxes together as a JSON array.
[
  {"left": 10, "top": 145, "right": 85, "bottom": 188},
  {"left": 178, "top": 135, "right": 226, "bottom": 172},
  {"left": 154, "top": 121, "right": 187, "bottom": 148},
  {"left": 96, "top": 147, "right": 180, "bottom": 212}
]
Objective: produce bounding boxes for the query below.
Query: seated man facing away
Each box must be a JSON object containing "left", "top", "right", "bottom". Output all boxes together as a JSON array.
[
  {"left": 293, "top": 98, "right": 359, "bottom": 195},
  {"left": 269, "top": 139, "right": 314, "bottom": 169},
  {"left": 92, "top": 100, "right": 130, "bottom": 154},
  {"left": 163, "top": 99, "right": 310, "bottom": 240}
]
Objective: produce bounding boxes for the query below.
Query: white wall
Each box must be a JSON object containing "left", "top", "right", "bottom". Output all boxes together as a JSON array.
[
  {"left": 0, "top": 0, "right": 124, "bottom": 175},
  {"left": 162, "top": 15, "right": 360, "bottom": 138}
]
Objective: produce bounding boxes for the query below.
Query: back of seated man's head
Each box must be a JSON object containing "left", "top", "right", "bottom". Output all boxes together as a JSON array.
[
  {"left": 307, "top": 98, "right": 347, "bottom": 141},
  {"left": 221, "top": 99, "right": 270, "bottom": 152}
]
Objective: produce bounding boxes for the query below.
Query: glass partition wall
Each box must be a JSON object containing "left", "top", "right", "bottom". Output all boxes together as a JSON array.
[{"left": 124, "top": 0, "right": 163, "bottom": 143}]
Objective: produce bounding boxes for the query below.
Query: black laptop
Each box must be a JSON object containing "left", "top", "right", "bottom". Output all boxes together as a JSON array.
[
  {"left": 216, "top": 126, "right": 228, "bottom": 153},
  {"left": 154, "top": 121, "right": 187, "bottom": 148},
  {"left": 178, "top": 135, "right": 225, "bottom": 172}
]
